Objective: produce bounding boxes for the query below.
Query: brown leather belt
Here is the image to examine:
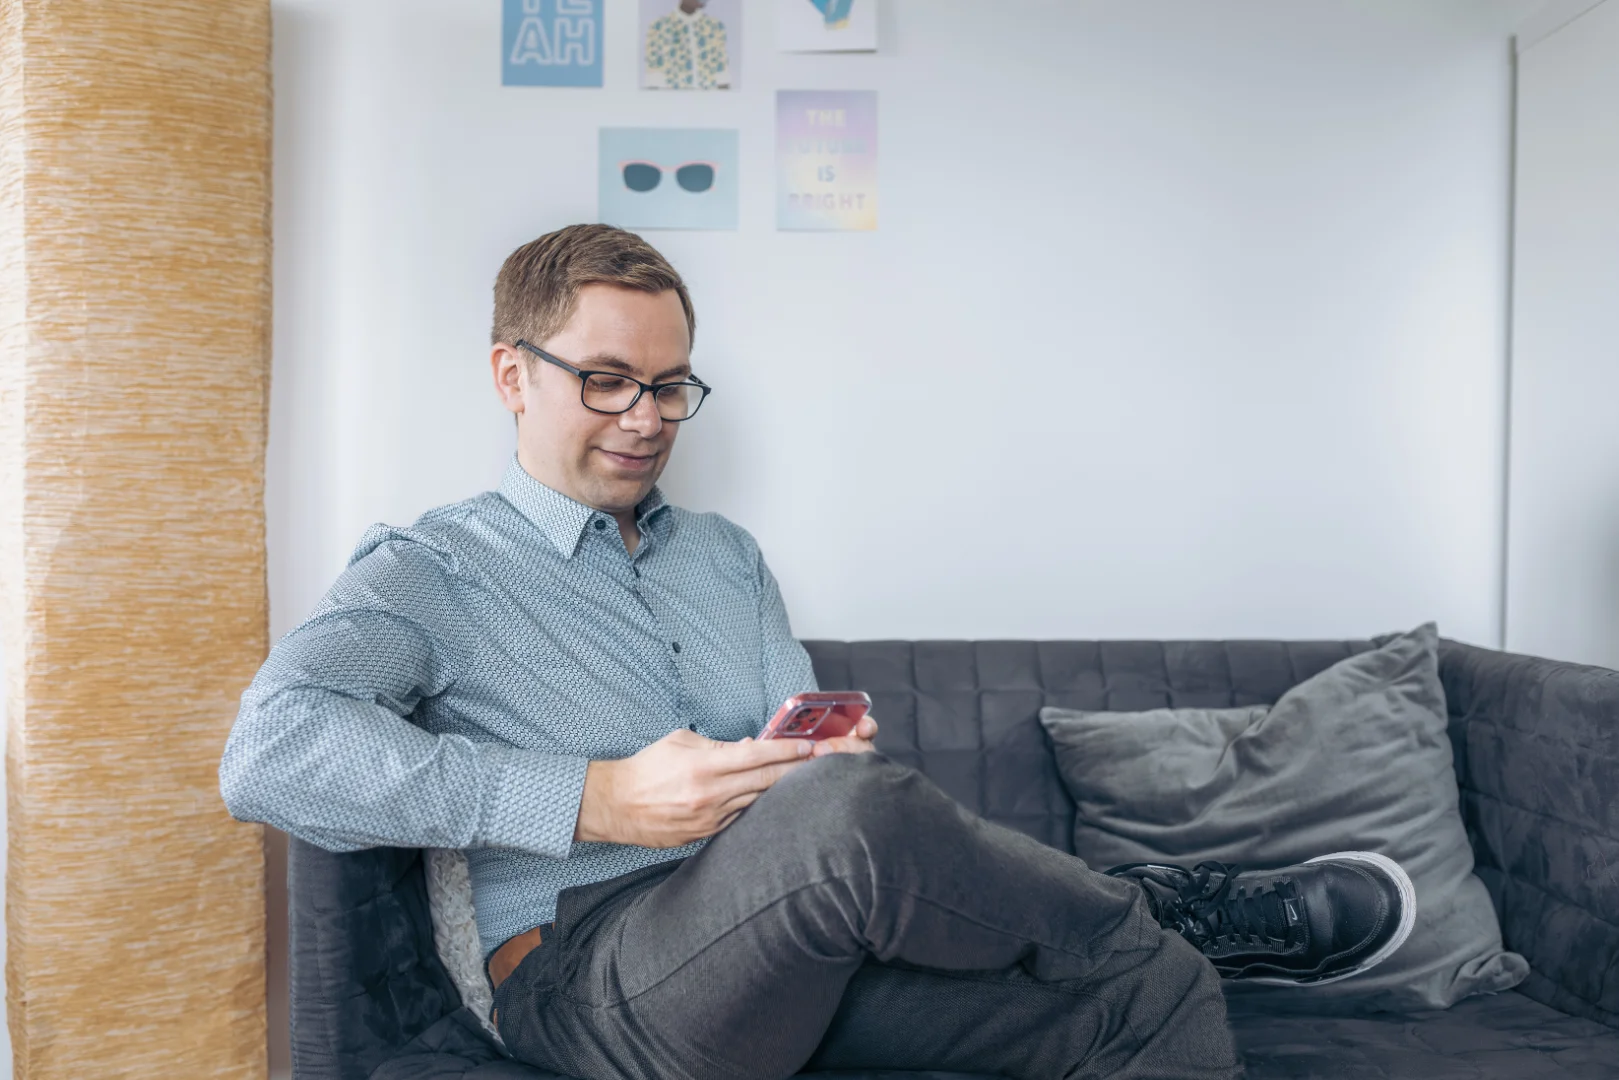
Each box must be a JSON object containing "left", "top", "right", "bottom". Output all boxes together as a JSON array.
[
  {"left": 482, "top": 926, "right": 553, "bottom": 1029},
  {"left": 489, "top": 922, "right": 555, "bottom": 991}
]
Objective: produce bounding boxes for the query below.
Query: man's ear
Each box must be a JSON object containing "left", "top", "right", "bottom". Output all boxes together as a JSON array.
[{"left": 491, "top": 343, "right": 526, "bottom": 416}]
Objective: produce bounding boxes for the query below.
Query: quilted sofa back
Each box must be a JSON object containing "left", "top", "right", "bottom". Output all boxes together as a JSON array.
[
  {"left": 288, "top": 637, "right": 1619, "bottom": 1079},
  {"left": 1434, "top": 643, "right": 1619, "bottom": 1027},
  {"left": 802, "top": 638, "right": 1380, "bottom": 852}
]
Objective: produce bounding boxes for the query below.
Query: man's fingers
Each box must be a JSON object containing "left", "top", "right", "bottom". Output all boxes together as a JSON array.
[
  {"left": 856, "top": 714, "right": 878, "bottom": 740},
  {"left": 715, "top": 787, "right": 763, "bottom": 818},
  {"left": 711, "top": 755, "right": 806, "bottom": 805},
  {"left": 707, "top": 780, "right": 777, "bottom": 834},
  {"left": 706, "top": 734, "right": 813, "bottom": 773}
]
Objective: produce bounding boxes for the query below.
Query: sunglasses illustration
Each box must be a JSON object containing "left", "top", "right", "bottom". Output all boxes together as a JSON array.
[{"left": 620, "top": 160, "right": 718, "bottom": 194}]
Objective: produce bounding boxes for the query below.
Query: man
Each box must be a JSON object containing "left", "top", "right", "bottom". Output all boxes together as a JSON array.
[
  {"left": 221, "top": 225, "right": 1413, "bottom": 1079},
  {"left": 643, "top": 0, "right": 731, "bottom": 90}
]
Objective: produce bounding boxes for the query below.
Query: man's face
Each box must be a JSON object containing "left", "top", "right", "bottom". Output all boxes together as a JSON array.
[{"left": 493, "top": 284, "right": 691, "bottom": 514}]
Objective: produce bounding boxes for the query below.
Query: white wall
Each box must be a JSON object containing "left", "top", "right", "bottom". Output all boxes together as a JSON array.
[
  {"left": 261, "top": 0, "right": 1531, "bottom": 1073},
  {"left": 1505, "top": 0, "right": 1619, "bottom": 669}
]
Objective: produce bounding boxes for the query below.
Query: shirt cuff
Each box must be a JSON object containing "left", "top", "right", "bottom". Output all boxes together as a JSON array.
[{"left": 475, "top": 744, "right": 589, "bottom": 859}]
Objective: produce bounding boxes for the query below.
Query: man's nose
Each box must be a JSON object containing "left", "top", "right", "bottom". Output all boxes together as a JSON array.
[{"left": 620, "top": 391, "right": 664, "bottom": 436}]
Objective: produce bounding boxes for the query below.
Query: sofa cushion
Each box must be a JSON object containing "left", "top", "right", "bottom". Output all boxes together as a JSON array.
[
  {"left": 1039, "top": 624, "right": 1528, "bottom": 1011},
  {"left": 368, "top": 1011, "right": 998, "bottom": 1080},
  {"left": 368, "top": 993, "right": 1619, "bottom": 1080},
  {"left": 1229, "top": 989, "right": 1619, "bottom": 1078}
]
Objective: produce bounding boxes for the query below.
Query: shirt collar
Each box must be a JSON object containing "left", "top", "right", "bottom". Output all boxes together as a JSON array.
[{"left": 498, "top": 457, "right": 669, "bottom": 559}]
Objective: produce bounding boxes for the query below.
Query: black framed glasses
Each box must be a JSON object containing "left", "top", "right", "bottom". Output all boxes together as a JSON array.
[{"left": 514, "top": 340, "right": 712, "bottom": 421}]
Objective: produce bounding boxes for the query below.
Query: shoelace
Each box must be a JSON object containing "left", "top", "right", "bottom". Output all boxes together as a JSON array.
[{"left": 1131, "top": 862, "right": 1301, "bottom": 949}]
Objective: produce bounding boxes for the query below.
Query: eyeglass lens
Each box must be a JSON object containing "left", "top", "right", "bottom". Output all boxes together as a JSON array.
[
  {"left": 622, "top": 163, "right": 660, "bottom": 192},
  {"left": 582, "top": 374, "right": 700, "bottom": 419},
  {"left": 675, "top": 164, "right": 714, "bottom": 192}
]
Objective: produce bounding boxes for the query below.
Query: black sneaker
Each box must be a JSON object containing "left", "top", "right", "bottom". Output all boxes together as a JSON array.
[{"left": 1106, "top": 851, "right": 1416, "bottom": 986}]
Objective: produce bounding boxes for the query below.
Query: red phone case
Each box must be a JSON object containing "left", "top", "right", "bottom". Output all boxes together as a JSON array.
[{"left": 758, "top": 691, "right": 872, "bottom": 741}]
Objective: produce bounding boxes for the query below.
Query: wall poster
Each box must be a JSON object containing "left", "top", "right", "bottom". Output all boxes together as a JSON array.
[
  {"left": 776, "top": 90, "right": 878, "bottom": 231},
  {"left": 640, "top": 0, "right": 742, "bottom": 89},
  {"left": 503, "top": 0, "right": 604, "bottom": 87},
  {"left": 599, "top": 127, "right": 741, "bottom": 230},
  {"left": 776, "top": 0, "right": 878, "bottom": 53}
]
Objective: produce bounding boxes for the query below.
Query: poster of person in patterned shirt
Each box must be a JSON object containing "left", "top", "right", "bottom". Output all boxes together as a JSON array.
[{"left": 640, "top": 0, "right": 740, "bottom": 90}]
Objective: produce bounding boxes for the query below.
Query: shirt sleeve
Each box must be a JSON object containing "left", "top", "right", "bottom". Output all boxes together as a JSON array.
[
  {"left": 644, "top": 20, "right": 669, "bottom": 87},
  {"left": 756, "top": 546, "right": 818, "bottom": 726},
  {"left": 218, "top": 532, "right": 588, "bottom": 859}
]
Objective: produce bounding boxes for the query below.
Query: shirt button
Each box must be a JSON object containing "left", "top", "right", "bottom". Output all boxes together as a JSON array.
[
  {"left": 671, "top": 641, "right": 682, "bottom": 653},
  {"left": 593, "top": 519, "right": 607, "bottom": 531},
  {"left": 687, "top": 723, "right": 697, "bottom": 732}
]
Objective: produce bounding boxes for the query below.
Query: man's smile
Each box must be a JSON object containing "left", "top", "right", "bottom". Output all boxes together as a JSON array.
[{"left": 598, "top": 447, "right": 660, "bottom": 472}]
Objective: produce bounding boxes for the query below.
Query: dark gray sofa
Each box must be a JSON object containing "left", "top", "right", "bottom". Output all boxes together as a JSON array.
[{"left": 289, "top": 638, "right": 1619, "bottom": 1079}]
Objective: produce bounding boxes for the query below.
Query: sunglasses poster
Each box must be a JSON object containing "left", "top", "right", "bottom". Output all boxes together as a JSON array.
[
  {"left": 502, "top": 0, "right": 604, "bottom": 87},
  {"left": 777, "top": 91, "right": 878, "bottom": 231},
  {"left": 598, "top": 128, "right": 740, "bottom": 231},
  {"left": 640, "top": 0, "right": 741, "bottom": 90},
  {"left": 777, "top": 0, "right": 879, "bottom": 53}
]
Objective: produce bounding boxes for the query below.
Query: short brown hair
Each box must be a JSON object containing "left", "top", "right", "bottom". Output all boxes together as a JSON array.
[{"left": 491, "top": 224, "right": 696, "bottom": 350}]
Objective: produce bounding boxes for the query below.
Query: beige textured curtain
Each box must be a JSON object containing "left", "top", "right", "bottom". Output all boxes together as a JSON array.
[{"left": 0, "top": 2, "right": 271, "bottom": 1076}]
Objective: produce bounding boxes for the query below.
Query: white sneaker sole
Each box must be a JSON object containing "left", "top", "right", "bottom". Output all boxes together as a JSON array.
[{"left": 1244, "top": 850, "right": 1418, "bottom": 987}]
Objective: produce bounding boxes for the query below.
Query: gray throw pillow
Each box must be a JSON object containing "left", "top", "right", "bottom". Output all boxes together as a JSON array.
[{"left": 1039, "top": 624, "right": 1528, "bottom": 1012}]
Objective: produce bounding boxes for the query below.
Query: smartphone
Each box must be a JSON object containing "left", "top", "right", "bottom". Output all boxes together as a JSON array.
[{"left": 758, "top": 691, "right": 872, "bottom": 741}]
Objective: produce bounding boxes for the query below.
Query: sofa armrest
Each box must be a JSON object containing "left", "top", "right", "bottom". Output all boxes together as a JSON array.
[
  {"left": 1439, "top": 640, "right": 1619, "bottom": 1027},
  {"left": 289, "top": 839, "right": 475, "bottom": 1079}
]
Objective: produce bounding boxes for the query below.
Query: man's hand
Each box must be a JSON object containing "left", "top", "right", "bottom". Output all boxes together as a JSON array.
[
  {"left": 574, "top": 729, "right": 814, "bottom": 848},
  {"left": 810, "top": 713, "right": 879, "bottom": 758}
]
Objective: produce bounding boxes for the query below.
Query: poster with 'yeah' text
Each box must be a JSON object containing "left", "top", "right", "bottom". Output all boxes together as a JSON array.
[{"left": 776, "top": 90, "right": 878, "bottom": 231}]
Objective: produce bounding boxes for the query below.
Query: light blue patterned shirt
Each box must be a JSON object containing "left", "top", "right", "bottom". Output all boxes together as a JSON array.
[{"left": 220, "top": 458, "right": 817, "bottom": 956}]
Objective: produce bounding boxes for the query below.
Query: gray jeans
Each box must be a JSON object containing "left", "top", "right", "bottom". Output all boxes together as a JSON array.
[{"left": 492, "top": 753, "right": 1239, "bottom": 1080}]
